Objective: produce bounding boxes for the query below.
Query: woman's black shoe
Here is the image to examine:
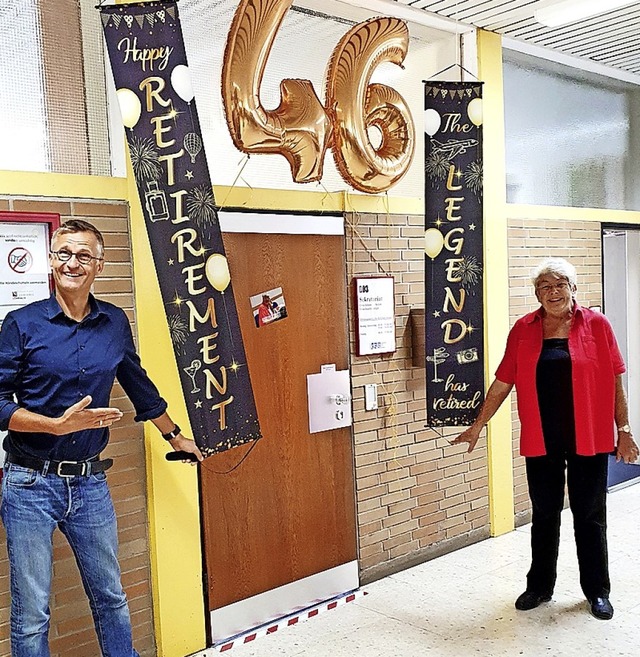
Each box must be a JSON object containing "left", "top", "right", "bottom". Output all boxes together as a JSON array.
[
  {"left": 589, "top": 597, "right": 613, "bottom": 620},
  {"left": 515, "top": 590, "right": 552, "bottom": 610}
]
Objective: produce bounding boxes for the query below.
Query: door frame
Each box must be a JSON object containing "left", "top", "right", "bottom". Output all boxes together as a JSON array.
[
  {"left": 199, "top": 208, "right": 359, "bottom": 645},
  {"left": 602, "top": 223, "right": 640, "bottom": 490}
]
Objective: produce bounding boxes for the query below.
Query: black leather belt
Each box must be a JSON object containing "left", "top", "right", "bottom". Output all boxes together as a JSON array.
[{"left": 6, "top": 453, "right": 114, "bottom": 478}]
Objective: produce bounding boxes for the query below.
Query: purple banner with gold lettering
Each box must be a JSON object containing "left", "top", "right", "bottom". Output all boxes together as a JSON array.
[
  {"left": 424, "top": 81, "right": 484, "bottom": 427},
  {"left": 100, "top": 1, "right": 261, "bottom": 455}
]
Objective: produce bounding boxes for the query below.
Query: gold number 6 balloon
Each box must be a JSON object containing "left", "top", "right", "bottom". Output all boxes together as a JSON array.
[
  {"left": 326, "top": 17, "right": 415, "bottom": 194},
  {"left": 221, "top": 0, "right": 415, "bottom": 193}
]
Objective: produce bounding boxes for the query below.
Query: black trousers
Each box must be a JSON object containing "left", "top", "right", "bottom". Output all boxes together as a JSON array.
[{"left": 525, "top": 452, "right": 609, "bottom": 600}]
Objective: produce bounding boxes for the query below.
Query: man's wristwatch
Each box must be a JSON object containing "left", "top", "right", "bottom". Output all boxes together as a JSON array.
[
  {"left": 162, "top": 424, "right": 181, "bottom": 441},
  {"left": 617, "top": 424, "right": 632, "bottom": 434}
]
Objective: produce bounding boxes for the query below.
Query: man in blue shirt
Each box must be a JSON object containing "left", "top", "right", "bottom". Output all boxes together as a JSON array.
[{"left": 0, "top": 219, "right": 202, "bottom": 657}]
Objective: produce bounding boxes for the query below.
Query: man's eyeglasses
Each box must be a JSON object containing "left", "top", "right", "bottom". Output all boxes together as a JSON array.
[
  {"left": 537, "top": 281, "right": 570, "bottom": 294},
  {"left": 51, "top": 249, "right": 104, "bottom": 265}
]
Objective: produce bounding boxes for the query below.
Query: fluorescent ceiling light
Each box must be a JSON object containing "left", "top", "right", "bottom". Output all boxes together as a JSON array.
[{"left": 535, "top": 0, "right": 637, "bottom": 27}]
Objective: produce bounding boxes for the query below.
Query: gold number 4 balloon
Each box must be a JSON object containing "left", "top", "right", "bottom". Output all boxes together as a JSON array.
[{"left": 222, "top": 0, "right": 415, "bottom": 194}]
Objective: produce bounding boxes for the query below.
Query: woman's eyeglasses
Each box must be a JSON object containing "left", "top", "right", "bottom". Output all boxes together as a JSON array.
[
  {"left": 51, "top": 249, "right": 104, "bottom": 265},
  {"left": 537, "top": 281, "right": 570, "bottom": 293}
]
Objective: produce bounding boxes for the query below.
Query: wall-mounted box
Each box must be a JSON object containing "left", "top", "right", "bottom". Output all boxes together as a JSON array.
[{"left": 410, "top": 307, "right": 425, "bottom": 368}]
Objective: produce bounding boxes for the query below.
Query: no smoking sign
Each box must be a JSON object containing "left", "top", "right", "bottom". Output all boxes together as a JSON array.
[{"left": 8, "top": 247, "right": 33, "bottom": 274}]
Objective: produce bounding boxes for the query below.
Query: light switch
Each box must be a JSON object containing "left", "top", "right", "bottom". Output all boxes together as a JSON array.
[{"left": 364, "top": 383, "right": 378, "bottom": 411}]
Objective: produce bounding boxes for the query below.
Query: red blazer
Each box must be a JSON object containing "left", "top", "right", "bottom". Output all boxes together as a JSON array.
[{"left": 496, "top": 303, "right": 625, "bottom": 456}]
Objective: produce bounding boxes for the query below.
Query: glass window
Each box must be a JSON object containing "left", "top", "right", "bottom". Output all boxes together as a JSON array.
[
  {"left": 503, "top": 50, "right": 640, "bottom": 211},
  {"left": 0, "top": 0, "right": 111, "bottom": 175},
  {"left": 0, "top": 0, "right": 48, "bottom": 172}
]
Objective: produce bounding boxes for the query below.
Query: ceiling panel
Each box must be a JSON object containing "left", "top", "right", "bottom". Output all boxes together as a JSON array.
[{"left": 391, "top": 0, "right": 640, "bottom": 76}]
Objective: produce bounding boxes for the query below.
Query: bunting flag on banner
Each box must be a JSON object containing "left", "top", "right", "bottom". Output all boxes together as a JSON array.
[
  {"left": 99, "top": 1, "right": 261, "bottom": 455},
  {"left": 423, "top": 81, "right": 484, "bottom": 427}
]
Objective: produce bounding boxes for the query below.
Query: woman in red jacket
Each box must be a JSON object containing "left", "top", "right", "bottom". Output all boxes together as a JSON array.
[{"left": 453, "top": 257, "right": 638, "bottom": 620}]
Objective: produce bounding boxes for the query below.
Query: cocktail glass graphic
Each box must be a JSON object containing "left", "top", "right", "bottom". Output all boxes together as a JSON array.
[{"left": 183, "top": 359, "right": 202, "bottom": 393}]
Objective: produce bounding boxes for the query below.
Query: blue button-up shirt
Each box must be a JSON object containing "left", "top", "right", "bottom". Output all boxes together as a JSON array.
[{"left": 0, "top": 295, "right": 167, "bottom": 461}]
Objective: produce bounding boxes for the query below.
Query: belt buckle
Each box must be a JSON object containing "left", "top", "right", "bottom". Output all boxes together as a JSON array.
[{"left": 56, "top": 461, "right": 85, "bottom": 477}]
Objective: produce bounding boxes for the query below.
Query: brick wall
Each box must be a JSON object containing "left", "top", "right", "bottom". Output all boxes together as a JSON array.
[
  {"left": 0, "top": 197, "right": 155, "bottom": 657},
  {"left": 346, "top": 212, "right": 490, "bottom": 583},
  {"left": 506, "top": 216, "right": 602, "bottom": 523}
]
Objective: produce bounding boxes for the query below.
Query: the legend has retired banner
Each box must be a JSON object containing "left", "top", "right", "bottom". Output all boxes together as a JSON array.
[
  {"left": 100, "top": 1, "right": 261, "bottom": 455},
  {"left": 423, "top": 81, "right": 484, "bottom": 427}
]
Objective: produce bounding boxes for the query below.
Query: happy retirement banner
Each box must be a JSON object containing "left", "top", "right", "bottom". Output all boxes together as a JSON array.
[
  {"left": 100, "top": 1, "right": 261, "bottom": 455},
  {"left": 423, "top": 81, "right": 484, "bottom": 427}
]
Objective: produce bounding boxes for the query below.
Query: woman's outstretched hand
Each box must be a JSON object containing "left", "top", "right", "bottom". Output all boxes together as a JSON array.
[{"left": 450, "top": 426, "right": 482, "bottom": 453}]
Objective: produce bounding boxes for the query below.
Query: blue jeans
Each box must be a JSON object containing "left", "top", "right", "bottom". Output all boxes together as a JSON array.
[{"left": 0, "top": 463, "right": 139, "bottom": 657}]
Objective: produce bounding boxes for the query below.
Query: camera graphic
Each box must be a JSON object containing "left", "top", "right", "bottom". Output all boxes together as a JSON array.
[{"left": 456, "top": 347, "right": 479, "bottom": 364}]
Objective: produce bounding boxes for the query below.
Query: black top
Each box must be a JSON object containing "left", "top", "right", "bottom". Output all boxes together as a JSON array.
[{"left": 536, "top": 338, "right": 576, "bottom": 455}]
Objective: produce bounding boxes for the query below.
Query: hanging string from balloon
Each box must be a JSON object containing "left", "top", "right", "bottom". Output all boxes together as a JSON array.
[
  {"left": 344, "top": 215, "right": 390, "bottom": 277},
  {"left": 218, "top": 154, "right": 251, "bottom": 209},
  {"left": 382, "top": 191, "right": 391, "bottom": 235},
  {"left": 316, "top": 180, "right": 341, "bottom": 212},
  {"left": 344, "top": 195, "right": 417, "bottom": 467},
  {"left": 455, "top": 0, "right": 462, "bottom": 78},
  {"left": 201, "top": 435, "right": 263, "bottom": 475},
  {"left": 343, "top": 190, "right": 358, "bottom": 217}
]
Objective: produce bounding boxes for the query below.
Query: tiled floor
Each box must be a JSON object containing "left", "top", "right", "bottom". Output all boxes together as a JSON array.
[{"left": 232, "top": 481, "right": 640, "bottom": 657}]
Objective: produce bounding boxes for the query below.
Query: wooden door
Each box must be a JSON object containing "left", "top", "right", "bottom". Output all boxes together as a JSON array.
[{"left": 199, "top": 226, "right": 357, "bottom": 639}]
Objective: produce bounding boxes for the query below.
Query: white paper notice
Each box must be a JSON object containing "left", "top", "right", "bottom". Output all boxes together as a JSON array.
[
  {"left": 355, "top": 277, "right": 396, "bottom": 355},
  {"left": 0, "top": 222, "right": 50, "bottom": 324}
]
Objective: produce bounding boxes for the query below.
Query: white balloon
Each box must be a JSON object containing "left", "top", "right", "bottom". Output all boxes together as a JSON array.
[
  {"left": 468, "top": 98, "right": 483, "bottom": 127},
  {"left": 205, "top": 254, "right": 230, "bottom": 293},
  {"left": 424, "top": 228, "right": 444, "bottom": 260},
  {"left": 171, "top": 65, "right": 194, "bottom": 103},
  {"left": 116, "top": 88, "right": 141, "bottom": 129},
  {"left": 424, "top": 109, "right": 441, "bottom": 137}
]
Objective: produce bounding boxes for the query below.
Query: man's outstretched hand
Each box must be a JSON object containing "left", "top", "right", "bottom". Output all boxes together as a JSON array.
[{"left": 57, "top": 395, "right": 123, "bottom": 435}]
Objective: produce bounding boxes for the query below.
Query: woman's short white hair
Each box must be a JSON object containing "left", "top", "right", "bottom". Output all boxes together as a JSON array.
[{"left": 531, "top": 258, "right": 577, "bottom": 288}]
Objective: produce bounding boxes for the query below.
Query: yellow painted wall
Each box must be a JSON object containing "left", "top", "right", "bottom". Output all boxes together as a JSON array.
[
  {"left": 126, "top": 159, "right": 207, "bottom": 655},
  {"left": 508, "top": 203, "right": 640, "bottom": 225},
  {"left": 477, "top": 29, "right": 514, "bottom": 536},
  {"left": 0, "top": 171, "right": 127, "bottom": 200}
]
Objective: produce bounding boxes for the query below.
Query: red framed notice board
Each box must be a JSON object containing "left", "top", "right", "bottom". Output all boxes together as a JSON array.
[
  {"left": 353, "top": 276, "right": 396, "bottom": 356},
  {"left": 0, "top": 211, "right": 60, "bottom": 327}
]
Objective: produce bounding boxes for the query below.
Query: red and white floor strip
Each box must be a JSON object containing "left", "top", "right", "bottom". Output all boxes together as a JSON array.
[{"left": 189, "top": 589, "right": 367, "bottom": 655}]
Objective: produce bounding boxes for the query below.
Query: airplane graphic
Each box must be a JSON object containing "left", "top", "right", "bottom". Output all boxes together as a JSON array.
[{"left": 430, "top": 138, "right": 478, "bottom": 160}]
